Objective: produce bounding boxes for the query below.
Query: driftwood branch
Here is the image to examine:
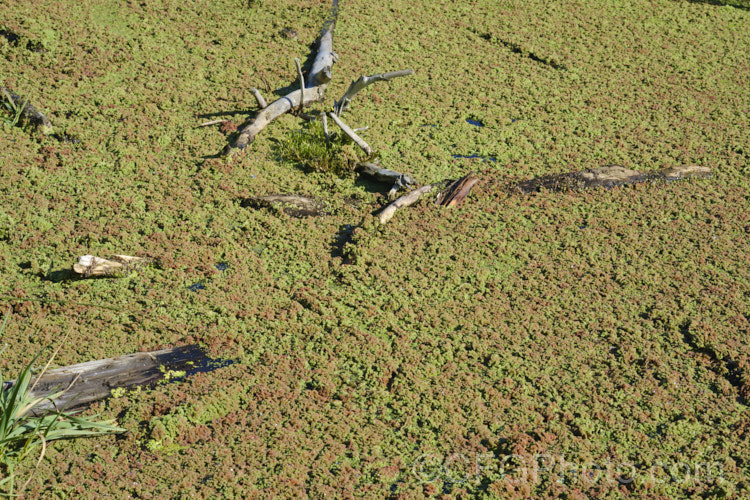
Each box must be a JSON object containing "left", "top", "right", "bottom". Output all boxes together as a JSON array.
[
  {"left": 356, "top": 161, "right": 416, "bottom": 198},
  {"left": 220, "top": 0, "right": 339, "bottom": 156},
  {"left": 222, "top": 85, "right": 328, "bottom": 155},
  {"left": 334, "top": 69, "right": 414, "bottom": 116},
  {"left": 378, "top": 183, "right": 446, "bottom": 224},
  {"left": 72, "top": 255, "right": 149, "bottom": 278},
  {"left": 328, "top": 112, "right": 372, "bottom": 155}
]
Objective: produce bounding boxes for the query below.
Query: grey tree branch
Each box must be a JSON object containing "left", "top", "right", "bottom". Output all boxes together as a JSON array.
[
  {"left": 251, "top": 88, "right": 267, "bottom": 109},
  {"left": 222, "top": 84, "right": 328, "bottom": 155},
  {"left": 220, "top": 0, "right": 339, "bottom": 156},
  {"left": 328, "top": 112, "right": 372, "bottom": 155},
  {"left": 334, "top": 69, "right": 414, "bottom": 116},
  {"left": 294, "top": 58, "right": 305, "bottom": 112}
]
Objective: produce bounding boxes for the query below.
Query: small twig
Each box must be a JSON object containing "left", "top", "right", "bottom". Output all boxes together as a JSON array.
[
  {"left": 334, "top": 69, "right": 414, "bottom": 116},
  {"left": 320, "top": 112, "right": 330, "bottom": 145},
  {"left": 328, "top": 112, "right": 372, "bottom": 155},
  {"left": 251, "top": 88, "right": 267, "bottom": 109},
  {"left": 294, "top": 58, "right": 305, "bottom": 113},
  {"left": 197, "top": 119, "right": 228, "bottom": 128}
]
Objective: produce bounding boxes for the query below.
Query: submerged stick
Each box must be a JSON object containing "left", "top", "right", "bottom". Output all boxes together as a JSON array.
[{"left": 334, "top": 69, "right": 414, "bottom": 116}]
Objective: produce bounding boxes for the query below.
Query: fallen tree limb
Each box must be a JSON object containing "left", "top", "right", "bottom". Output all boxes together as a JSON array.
[
  {"left": 222, "top": 85, "right": 328, "bottom": 155},
  {"left": 334, "top": 69, "right": 414, "bottom": 116},
  {"left": 220, "top": 0, "right": 339, "bottom": 156},
  {"left": 308, "top": 0, "right": 339, "bottom": 87},
  {"left": 378, "top": 182, "right": 447, "bottom": 224},
  {"left": 2, "top": 345, "right": 230, "bottom": 415}
]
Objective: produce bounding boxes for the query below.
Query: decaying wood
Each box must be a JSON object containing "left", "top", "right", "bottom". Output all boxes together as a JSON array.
[
  {"left": 1, "top": 86, "right": 53, "bottom": 134},
  {"left": 221, "top": 0, "right": 339, "bottom": 156},
  {"left": 334, "top": 69, "right": 414, "bottom": 116},
  {"left": 378, "top": 183, "right": 446, "bottom": 224},
  {"left": 308, "top": 0, "right": 339, "bottom": 87},
  {"left": 437, "top": 173, "right": 480, "bottom": 207},
  {"left": 2, "top": 345, "right": 223, "bottom": 415},
  {"left": 516, "top": 164, "right": 712, "bottom": 194},
  {"left": 659, "top": 165, "right": 711, "bottom": 180},
  {"left": 356, "top": 161, "right": 416, "bottom": 198},
  {"left": 73, "top": 254, "right": 148, "bottom": 277},
  {"left": 243, "top": 194, "right": 327, "bottom": 217},
  {"left": 328, "top": 112, "right": 372, "bottom": 155}
]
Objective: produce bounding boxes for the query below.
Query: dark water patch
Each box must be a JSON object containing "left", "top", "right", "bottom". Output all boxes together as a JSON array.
[
  {"left": 0, "top": 28, "right": 20, "bottom": 45},
  {"left": 453, "top": 153, "right": 497, "bottom": 162},
  {"left": 215, "top": 263, "right": 228, "bottom": 271},
  {"left": 466, "top": 118, "right": 484, "bottom": 127},
  {"left": 188, "top": 282, "right": 204, "bottom": 291}
]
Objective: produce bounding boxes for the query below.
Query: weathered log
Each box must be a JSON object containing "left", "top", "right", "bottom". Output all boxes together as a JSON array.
[
  {"left": 378, "top": 183, "right": 446, "bottom": 224},
  {"left": 72, "top": 254, "right": 148, "bottom": 278},
  {"left": 2, "top": 345, "right": 229, "bottom": 415},
  {"left": 221, "top": 0, "right": 339, "bottom": 156},
  {"left": 516, "top": 164, "right": 712, "bottom": 193},
  {"left": 243, "top": 194, "right": 327, "bottom": 217}
]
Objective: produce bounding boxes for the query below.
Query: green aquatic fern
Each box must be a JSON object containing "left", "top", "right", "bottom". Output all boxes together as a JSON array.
[{"left": 0, "top": 312, "right": 126, "bottom": 496}]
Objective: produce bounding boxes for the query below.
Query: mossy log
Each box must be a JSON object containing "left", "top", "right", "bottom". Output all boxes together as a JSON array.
[{"left": 515, "top": 165, "right": 712, "bottom": 193}]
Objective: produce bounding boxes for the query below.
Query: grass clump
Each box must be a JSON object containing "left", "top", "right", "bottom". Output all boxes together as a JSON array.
[
  {"left": 277, "top": 118, "right": 365, "bottom": 177},
  {"left": 1, "top": 89, "right": 26, "bottom": 130},
  {"left": 0, "top": 312, "right": 126, "bottom": 496}
]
